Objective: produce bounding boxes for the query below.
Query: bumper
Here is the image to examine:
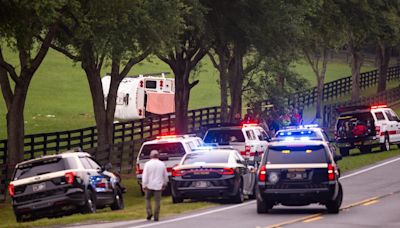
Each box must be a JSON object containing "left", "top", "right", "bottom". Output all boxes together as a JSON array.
[
  {"left": 13, "top": 188, "right": 85, "bottom": 215},
  {"left": 258, "top": 183, "right": 337, "bottom": 205},
  {"left": 336, "top": 137, "right": 380, "bottom": 148}
]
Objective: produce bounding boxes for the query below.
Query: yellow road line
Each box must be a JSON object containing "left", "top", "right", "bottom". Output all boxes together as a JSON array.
[
  {"left": 303, "top": 216, "right": 323, "bottom": 223},
  {"left": 342, "top": 197, "right": 378, "bottom": 210},
  {"left": 362, "top": 199, "right": 379, "bottom": 206},
  {"left": 265, "top": 213, "right": 322, "bottom": 228}
]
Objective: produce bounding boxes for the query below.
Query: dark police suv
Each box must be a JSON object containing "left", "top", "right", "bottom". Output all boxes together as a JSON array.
[
  {"left": 256, "top": 140, "right": 343, "bottom": 214},
  {"left": 8, "top": 151, "right": 125, "bottom": 222}
]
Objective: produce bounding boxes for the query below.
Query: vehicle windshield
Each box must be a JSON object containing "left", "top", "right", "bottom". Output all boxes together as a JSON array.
[
  {"left": 266, "top": 145, "right": 328, "bottom": 164},
  {"left": 182, "top": 151, "right": 230, "bottom": 165},
  {"left": 13, "top": 157, "right": 72, "bottom": 180},
  {"left": 203, "top": 129, "right": 245, "bottom": 144},
  {"left": 336, "top": 112, "right": 375, "bottom": 138},
  {"left": 140, "top": 142, "right": 185, "bottom": 159}
]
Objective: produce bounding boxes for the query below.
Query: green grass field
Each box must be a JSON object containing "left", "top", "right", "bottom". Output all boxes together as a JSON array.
[{"left": 0, "top": 47, "right": 378, "bottom": 139}]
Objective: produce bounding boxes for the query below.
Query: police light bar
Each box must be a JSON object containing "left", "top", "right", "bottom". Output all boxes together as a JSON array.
[
  {"left": 155, "top": 134, "right": 197, "bottom": 140},
  {"left": 371, "top": 104, "right": 387, "bottom": 109},
  {"left": 242, "top": 123, "right": 259, "bottom": 127}
]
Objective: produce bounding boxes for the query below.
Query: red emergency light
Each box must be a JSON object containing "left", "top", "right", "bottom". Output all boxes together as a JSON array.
[
  {"left": 156, "top": 135, "right": 177, "bottom": 140},
  {"left": 371, "top": 104, "right": 387, "bottom": 109}
]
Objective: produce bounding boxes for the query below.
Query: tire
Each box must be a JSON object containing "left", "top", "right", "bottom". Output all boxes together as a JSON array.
[
  {"left": 172, "top": 195, "right": 183, "bottom": 204},
  {"left": 15, "top": 213, "right": 23, "bottom": 223},
  {"left": 326, "top": 183, "right": 343, "bottom": 214},
  {"left": 231, "top": 181, "right": 244, "bottom": 204},
  {"left": 360, "top": 146, "right": 372, "bottom": 154},
  {"left": 82, "top": 189, "right": 96, "bottom": 214},
  {"left": 110, "top": 188, "right": 124, "bottom": 210},
  {"left": 339, "top": 148, "right": 350, "bottom": 157},
  {"left": 380, "top": 134, "right": 390, "bottom": 151},
  {"left": 257, "top": 198, "right": 273, "bottom": 214}
]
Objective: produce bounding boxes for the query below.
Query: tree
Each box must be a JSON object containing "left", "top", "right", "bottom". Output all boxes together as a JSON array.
[
  {"left": 301, "top": 1, "right": 343, "bottom": 119},
  {"left": 50, "top": 0, "right": 182, "bottom": 146},
  {"left": 205, "top": 0, "right": 307, "bottom": 121},
  {"left": 157, "top": 0, "right": 208, "bottom": 134},
  {"left": 0, "top": 1, "right": 65, "bottom": 168}
]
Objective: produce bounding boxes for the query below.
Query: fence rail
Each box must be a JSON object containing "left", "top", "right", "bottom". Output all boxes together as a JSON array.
[{"left": 1, "top": 66, "right": 400, "bottom": 201}]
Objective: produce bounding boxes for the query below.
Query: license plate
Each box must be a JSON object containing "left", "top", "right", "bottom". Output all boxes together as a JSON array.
[
  {"left": 32, "top": 183, "right": 46, "bottom": 192},
  {"left": 287, "top": 173, "right": 306, "bottom": 180},
  {"left": 193, "top": 181, "right": 208, "bottom": 188}
]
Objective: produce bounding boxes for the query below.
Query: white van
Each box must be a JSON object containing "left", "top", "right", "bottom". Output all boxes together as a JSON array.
[{"left": 102, "top": 72, "right": 175, "bottom": 120}]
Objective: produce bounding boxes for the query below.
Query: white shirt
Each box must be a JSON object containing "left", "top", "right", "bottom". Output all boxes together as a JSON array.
[{"left": 142, "top": 159, "right": 169, "bottom": 191}]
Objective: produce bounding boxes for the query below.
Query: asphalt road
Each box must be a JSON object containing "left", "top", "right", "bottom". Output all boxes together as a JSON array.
[{"left": 70, "top": 156, "right": 400, "bottom": 228}]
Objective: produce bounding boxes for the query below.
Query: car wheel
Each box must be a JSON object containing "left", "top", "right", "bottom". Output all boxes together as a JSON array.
[
  {"left": 257, "top": 198, "right": 273, "bottom": 214},
  {"left": 82, "top": 189, "right": 96, "bottom": 214},
  {"left": 360, "top": 146, "right": 372, "bottom": 154},
  {"left": 326, "top": 183, "right": 343, "bottom": 214},
  {"left": 172, "top": 195, "right": 183, "bottom": 204},
  {"left": 15, "top": 213, "right": 24, "bottom": 223},
  {"left": 380, "top": 134, "right": 390, "bottom": 151},
  {"left": 339, "top": 148, "right": 349, "bottom": 157},
  {"left": 111, "top": 188, "right": 124, "bottom": 210},
  {"left": 232, "top": 181, "right": 244, "bottom": 204}
]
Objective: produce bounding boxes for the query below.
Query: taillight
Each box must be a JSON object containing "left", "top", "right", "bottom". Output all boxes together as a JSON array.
[
  {"left": 328, "top": 164, "right": 335, "bottom": 181},
  {"left": 8, "top": 184, "right": 14, "bottom": 197},
  {"left": 245, "top": 145, "right": 251, "bottom": 153},
  {"left": 138, "top": 109, "right": 143, "bottom": 116},
  {"left": 140, "top": 81, "right": 144, "bottom": 87},
  {"left": 222, "top": 168, "right": 234, "bottom": 175},
  {"left": 65, "top": 172, "right": 76, "bottom": 185},
  {"left": 96, "top": 182, "right": 107, "bottom": 188},
  {"left": 258, "top": 165, "right": 267, "bottom": 182},
  {"left": 375, "top": 126, "right": 380, "bottom": 136},
  {"left": 159, "top": 80, "right": 163, "bottom": 87},
  {"left": 172, "top": 168, "right": 183, "bottom": 177},
  {"left": 136, "top": 164, "right": 142, "bottom": 174}
]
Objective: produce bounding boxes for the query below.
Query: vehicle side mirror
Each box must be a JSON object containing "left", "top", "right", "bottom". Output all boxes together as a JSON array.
[{"left": 334, "top": 155, "right": 342, "bottom": 162}]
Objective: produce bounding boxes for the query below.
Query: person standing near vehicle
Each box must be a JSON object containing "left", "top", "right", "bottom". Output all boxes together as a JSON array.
[{"left": 142, "top": 150, "right": 168, "bottom": 222}]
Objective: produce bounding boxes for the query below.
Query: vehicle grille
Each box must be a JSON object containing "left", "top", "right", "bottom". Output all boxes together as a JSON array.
[{"left": 15, "top": 188, "right": 66, "bottom": 203}]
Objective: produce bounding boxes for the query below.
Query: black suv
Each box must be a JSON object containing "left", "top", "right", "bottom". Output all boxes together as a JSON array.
[
  {"left": 256, "top": 140, "right": 343, "bottom": 214},
  {"left": 8, "top": 151, "right": 125, "bottom": 222}
]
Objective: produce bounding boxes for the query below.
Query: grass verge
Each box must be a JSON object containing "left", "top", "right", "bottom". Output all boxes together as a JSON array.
[{"left": 1, "top": 147, "right": 400, "bottom": 228}]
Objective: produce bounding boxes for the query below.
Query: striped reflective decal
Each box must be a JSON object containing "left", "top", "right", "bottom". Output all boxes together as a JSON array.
[{"left": 265, "top": 163, "right": 328, "bottom": 169}]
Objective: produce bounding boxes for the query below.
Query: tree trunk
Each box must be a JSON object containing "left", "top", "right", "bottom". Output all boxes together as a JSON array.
[
  {"left": 174, "top": 71, "right": 190, "bottom": 134},
  {"left": 316, "top": 49, "right": 328, "bottom": 119},
  {"left": 377, "top": 43, "right": 391, "bottom": 93},
  {"left": 350, "top": 45, "right": 362, "bottom": 101},
  {"left": 211, "top": 49, "right": 230, "bottom": 122},
  {"left": 6, "top": 82, "right": 30, "bottom": 177},
  {"left": 228, "top": 44, "right": 244, "bottom": 121}
]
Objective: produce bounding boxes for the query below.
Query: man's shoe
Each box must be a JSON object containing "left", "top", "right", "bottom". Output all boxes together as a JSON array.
[
  {"left": 146, "top": 214, "right": 153, "bottom": 221},
  {"left": 154, "top": 218, "right": 159, "bottom": 222}
]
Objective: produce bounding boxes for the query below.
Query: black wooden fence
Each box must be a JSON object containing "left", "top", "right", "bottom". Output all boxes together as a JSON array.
[
  {"left": 261, "top": 65, "right": 400, "bottom": 109},
  {"left": 322, "top": 86, "right": 400, "bottom": 128},
  {"left": 1, "top": 66, "right": 400, "bottom": 201}
]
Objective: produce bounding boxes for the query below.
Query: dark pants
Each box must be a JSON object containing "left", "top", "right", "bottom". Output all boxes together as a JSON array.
[{"left": 145, "top": 189, "right": 162, "bottom": 220}]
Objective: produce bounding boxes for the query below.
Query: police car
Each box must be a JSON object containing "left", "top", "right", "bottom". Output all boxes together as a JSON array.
[
  {"left": 256, "top": 140, "right": 343, "bottom": 214},
  {"left": 9, "top": 151, "right": 125, "bottom": 222},
  {"left": 171, "top": 148, "right": 256, "bottom": 203},
  {"left": 203, "top": 124, "right": 271, "bottom": 164},
  {"left": 275, "top": 124, "right": 337, "bottom": 155},
  {"left": 335, "top": 105, "right": 400, "bottom": 156},
  {"left": 135, "top": 134, "right": 203, "bottom": 194}
]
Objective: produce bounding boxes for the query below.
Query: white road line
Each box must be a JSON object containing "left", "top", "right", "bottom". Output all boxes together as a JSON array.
[
  {"left": 129, "top": 201, "right": 254, "bottom": 228},
  {"left": 340, "top": 156, "right": 400, "bottom": 180},
  {"left": 129, "top": 155, "right": 400, "bottom": 228}
]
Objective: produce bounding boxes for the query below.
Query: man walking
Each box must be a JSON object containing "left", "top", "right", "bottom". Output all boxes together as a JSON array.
[{"left": 142, "top": 150, "right": 168, "bottom": 221}]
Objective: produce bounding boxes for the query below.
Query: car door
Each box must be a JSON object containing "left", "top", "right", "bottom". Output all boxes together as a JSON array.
[
  {"left": 244, "top": 129, "right": 258, "bottom": 158},
  {"left": 388, "top": 110, "right": 400, "bottom": 142},
  {"left": 234, "top": 152, "right": 253, "bottom": 195},
  {"left": 254, "top": 128, "right": 269, "bottom": 158},
  {"left": 384, "top": 110, "right": 400, "bottom": 142}
]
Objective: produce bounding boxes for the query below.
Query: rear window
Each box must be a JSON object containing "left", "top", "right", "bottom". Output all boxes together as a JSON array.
[
  {"left": 182, "top": 151, "right": 230, "bottom": 165},
  {"left": 13, "top": 157, "right": 76, "bottom": 180},
  {"left": 266, "top": 145, "right": 328, "bottom": 164},
  {"left": 145, "top": 80, "right": 157, "bottom": 89},
  {"left": 204, "top": 129, "right": 245, "bottom": 144},
  {"left": 139, "top": 142, "right": 185, "bottom": 159}
]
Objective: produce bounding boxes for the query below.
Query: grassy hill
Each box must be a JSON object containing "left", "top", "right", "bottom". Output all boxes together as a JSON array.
[{"left": 0, "top": 48, "right": 374, "bottom": 139}]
